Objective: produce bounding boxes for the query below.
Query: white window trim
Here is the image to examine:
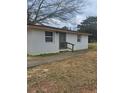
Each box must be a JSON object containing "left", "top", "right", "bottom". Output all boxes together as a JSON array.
[
  {"left": 45, "top": 32, "right": 53, "bottom": 42},
  {"left": 77, "top": 35, "right": 81, "bottom": 42}
]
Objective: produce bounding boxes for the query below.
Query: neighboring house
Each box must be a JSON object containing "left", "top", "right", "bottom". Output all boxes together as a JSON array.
[{"left": 27, "top": 25, "right": 90, "bottom": 55}]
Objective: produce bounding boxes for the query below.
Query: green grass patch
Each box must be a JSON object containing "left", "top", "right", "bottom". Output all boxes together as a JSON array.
[{"left": 88, "top": 43, "right": 97, "bottom": 51}]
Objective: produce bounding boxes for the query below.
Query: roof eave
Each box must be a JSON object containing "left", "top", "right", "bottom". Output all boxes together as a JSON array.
[{"left": 27, "top": 25, "right": 91, "bottom": 36}]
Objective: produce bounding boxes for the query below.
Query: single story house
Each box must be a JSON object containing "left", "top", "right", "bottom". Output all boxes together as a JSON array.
[{"left": 27, "top": 24, "right": 90, "bottom": 55}]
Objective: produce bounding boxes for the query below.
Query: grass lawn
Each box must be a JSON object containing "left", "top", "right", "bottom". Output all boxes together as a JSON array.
[{"left": 27, "top": 43, "right": 97, "bottom": 93}]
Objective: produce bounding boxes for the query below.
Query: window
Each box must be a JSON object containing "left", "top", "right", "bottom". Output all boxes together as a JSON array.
[
  {"left": 45, "top": 32, "right": 53, "bottom": 42},
  {"left": 77, "top": 35, "right": 81, "bottom": 42}
]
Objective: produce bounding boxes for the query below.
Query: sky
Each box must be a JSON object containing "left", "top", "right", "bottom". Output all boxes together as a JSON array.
[
  {"left": 48, "top": 0, "right": 97, "bottom": 30},
  {"left": 75, "top": 0, "right": 97, "bottom": 24}
]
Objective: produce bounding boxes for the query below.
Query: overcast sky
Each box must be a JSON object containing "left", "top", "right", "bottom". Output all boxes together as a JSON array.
[
  {"left": 76, "top": 0, "right": 97, "bottom": 24},
  {"left": 48, "top": 0, "right": 97, "bottom": 30}
]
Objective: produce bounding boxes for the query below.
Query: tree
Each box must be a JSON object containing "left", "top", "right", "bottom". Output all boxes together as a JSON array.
[
  {"left": 62, "top": 26, "right": 69, "bottom": 30},
  {"left": 77, "top": 16, "right": 97, "bottom": 42},
  {"left": 27, "top": 0, "right": 86, "bottom": 25}
]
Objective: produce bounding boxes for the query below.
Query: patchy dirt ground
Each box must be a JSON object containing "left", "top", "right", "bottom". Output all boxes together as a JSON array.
[{"left": 27, "top": 43, "right": 97, "bottom": 93}]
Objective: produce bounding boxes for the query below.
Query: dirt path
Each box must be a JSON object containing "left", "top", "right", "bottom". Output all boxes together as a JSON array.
[
  {"left": 28, "top": 49, "right": 97, "bottom": 93},
  {"left": 27, "top": 50, "right": 88, "bottom": 68}
]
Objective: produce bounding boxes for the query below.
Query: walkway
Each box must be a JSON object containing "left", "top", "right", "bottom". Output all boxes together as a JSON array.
[{"left": 27, "top": 50, "right": 88, "bottom": 68}]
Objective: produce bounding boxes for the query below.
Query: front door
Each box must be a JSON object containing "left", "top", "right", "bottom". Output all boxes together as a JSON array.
[{"left": 59, "top": 32, "right": 66, "bottom": 49}]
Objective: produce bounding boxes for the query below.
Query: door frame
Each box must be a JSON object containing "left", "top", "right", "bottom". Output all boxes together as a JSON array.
[{"left": 59, "top": 32, "right": 66, "bottom": 49}]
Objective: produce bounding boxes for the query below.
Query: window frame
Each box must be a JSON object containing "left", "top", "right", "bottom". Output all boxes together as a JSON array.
[
  {"left": 77, "top": 35, "right": 81, "bottom": 42},
  {"left": 45, "top": 31, "right": 53, "bottom": 42}
]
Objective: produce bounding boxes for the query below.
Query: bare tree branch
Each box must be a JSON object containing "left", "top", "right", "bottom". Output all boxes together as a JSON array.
[{"left": 27, "top": 0, "right": 87, "bottom": 25}]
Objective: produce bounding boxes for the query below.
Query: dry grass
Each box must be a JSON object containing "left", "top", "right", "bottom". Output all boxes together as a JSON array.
[{"left": 27, "top": 43, "right": 97, "bottom": 93}]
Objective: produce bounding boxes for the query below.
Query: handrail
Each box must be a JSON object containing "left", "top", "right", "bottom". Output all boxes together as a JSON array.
[{"left": 65, "top": 42, "right": 74, "bottom": 52}]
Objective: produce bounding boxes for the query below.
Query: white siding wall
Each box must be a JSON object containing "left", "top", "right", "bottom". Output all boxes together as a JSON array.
[
  {"left": 27, "top": 29, "right": 88, "bottom": 55},
  {"left": 66, "top": 34, "right": 88, "bottom": 50},
  {"left": 27, "top": 30, "right": 59, "bottom": 55}
]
